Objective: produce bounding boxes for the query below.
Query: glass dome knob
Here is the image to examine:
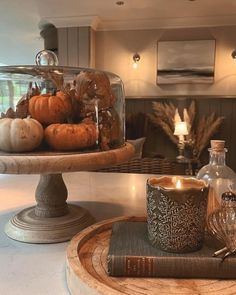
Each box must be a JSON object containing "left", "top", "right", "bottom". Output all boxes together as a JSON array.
[{"left": 35, "top": 50, "right": 58, "bottom": 66}]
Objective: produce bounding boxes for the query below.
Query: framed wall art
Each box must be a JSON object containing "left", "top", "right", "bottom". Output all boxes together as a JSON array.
[{"left": 157, "top": 40, "right": 216, "bottom": 84}]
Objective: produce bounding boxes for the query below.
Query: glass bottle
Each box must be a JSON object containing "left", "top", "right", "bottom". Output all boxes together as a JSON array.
[{"left": 196, "top": 140, "right": 236, "bottom": 220}]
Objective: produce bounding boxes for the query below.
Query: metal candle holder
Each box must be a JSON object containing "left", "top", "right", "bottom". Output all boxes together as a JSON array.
[{"left": 147, "top": 176, "right": 209, "bottom": 253}]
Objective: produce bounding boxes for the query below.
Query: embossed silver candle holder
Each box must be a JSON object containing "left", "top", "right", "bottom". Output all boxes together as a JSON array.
[{"left": 147, "top": 176, "right": 209, "bottom": 253}]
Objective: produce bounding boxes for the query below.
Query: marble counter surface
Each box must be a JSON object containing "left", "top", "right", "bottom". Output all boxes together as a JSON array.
[{"left": 0, "top": 171, "right": 151, "bottom": 295}]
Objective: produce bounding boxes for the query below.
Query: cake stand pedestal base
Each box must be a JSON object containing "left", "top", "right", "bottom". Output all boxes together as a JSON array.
[
  {"left": 5, "top": 174, "right": 95, "bottom": 243},
  {"left": 1, "top": 143, "right": 135, "bottom": 244}
]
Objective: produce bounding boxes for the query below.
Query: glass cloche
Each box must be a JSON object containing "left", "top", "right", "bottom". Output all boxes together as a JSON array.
[{"left": 0, "top": 51, "right": 125, "bottom": 154}]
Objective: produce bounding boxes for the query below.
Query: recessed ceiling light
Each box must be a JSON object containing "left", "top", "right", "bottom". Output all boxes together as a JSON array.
[{"left": 116, "top": 1, "right": 124, "bottom": 6}]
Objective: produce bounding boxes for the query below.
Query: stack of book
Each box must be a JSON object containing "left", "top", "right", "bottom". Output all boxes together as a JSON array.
[{"left": 107, "top": 221, "right": 236, "bottom": 278}]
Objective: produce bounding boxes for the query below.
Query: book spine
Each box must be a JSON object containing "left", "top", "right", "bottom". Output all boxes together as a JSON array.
[
  {"left": 107, "top": 255, "right": 154, "bottom": 277},
  {"left": 125, "top": 256, "right": 154, "bottom": 276},
  {"left": 107, "top": 255, "right": 236, "bottom": 278}
]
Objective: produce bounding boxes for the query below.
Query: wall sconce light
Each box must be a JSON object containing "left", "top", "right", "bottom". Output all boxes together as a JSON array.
[
  {"left": 132, "top": 53, "right": 140, "bottom": 69},
  {"left": 232, "top": 50, "right": 236, "bottom": 59}
]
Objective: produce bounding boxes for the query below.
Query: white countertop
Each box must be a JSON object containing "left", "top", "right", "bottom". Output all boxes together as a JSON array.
[{"left": 0, "top": 171, "right": 152, "bottom": 295}]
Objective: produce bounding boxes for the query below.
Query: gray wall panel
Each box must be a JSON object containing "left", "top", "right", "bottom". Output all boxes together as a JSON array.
[
  {"left": 68, "top": 27, "right": 78, "bottom": 66},
  {"left": 58, "top": 28, "right": 68, "bottom": 66}
]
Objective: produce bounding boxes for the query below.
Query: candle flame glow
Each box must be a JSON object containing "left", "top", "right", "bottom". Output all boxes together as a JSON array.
[{"left": 176, "top": 179, "right": 182, "bottom": 189}]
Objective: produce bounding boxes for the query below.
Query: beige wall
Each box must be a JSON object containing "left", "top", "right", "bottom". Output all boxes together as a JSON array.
[
  {"left": 95, "top": 26, "right": 236, "bottom": 97},
  {"left": 0, "top": 0, "right": 43, "bottom": 65}
]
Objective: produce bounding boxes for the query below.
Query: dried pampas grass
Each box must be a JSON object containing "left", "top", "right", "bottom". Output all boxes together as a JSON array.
[
  {"left": 149, "top": 102, "right": 178, "bottom": 145},
  {"left": 194, "top": 113, "right": 224, "bottom": 158},
  {"left": 150, "top": 100, "right": 224, "bottom": 160}
]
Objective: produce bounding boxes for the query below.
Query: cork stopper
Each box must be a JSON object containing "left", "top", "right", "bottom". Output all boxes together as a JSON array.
[{"left": 210, "top": 140, "right": 225, "bottom": 152}]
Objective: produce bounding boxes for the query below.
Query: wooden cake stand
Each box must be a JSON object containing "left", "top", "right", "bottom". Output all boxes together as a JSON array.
[
  {"left": 0, "top": 143, "right": 134, "bottom": 244},
  {"left": 66, "top": 216, "right": 236, "bottom": 295}
]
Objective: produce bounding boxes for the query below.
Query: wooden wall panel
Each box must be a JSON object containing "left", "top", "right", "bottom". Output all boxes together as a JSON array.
[
  {"left": 90, "top": 28, "right": 96, "bottom": 68},
  {"left": 67, "top": 27, "right": 78, "bottom": 66},
  {"left": 78, "top": 27, "right": 90, "bottom": 68},
  {"left": 57, "top": 27, "right": 91, "bottom": 67},
  {"left": 57, "top": 28, "right": 68, "bottom": 66},
  {"left": 125, "top": 97, "right": 236, "bottom": 171}
]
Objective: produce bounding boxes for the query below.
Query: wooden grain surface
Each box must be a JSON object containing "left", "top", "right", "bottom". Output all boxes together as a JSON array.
[
  {"left": 0, "top": 143, "right": 134, "bottom": 174},
  {"left": 66, "top": 216, "right": 236, "bottom": 295}
]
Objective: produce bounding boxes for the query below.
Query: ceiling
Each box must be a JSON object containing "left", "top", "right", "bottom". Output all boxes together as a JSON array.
[
  {"left": 37, "top": 0, "right": 236, "bottom": 30},
  {"left": 1, "top": 0, "right": 236, "bottom": 32},
  {"left": 1, "top": 0, "right": 236, "bottom": 65}
]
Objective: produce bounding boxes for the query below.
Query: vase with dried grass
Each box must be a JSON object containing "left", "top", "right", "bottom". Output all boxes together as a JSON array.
[{"left": 149, "top": 100, "right": 224, "bottom": 174}]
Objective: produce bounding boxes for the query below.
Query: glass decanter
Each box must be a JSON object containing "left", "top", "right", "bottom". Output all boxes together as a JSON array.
[{"left": 196, "top": 140, "right": 236, "bottom": 220}]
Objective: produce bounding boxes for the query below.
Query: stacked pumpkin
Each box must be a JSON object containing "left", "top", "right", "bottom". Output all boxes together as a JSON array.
[
  {"left": 29, "top": 91, "right": 97, "bottom": 152},
  {"left": 0, "top": 70, "right": 120, "bottom": 153}
]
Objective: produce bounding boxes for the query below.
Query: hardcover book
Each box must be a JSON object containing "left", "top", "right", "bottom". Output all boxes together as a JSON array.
[{"left": 107, "top": 221, "right": 236, "bottom": 278}]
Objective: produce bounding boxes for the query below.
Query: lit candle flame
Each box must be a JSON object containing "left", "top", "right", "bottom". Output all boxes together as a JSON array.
[{"left": 176, "top": 179, "right": 182, "bottom": 189}]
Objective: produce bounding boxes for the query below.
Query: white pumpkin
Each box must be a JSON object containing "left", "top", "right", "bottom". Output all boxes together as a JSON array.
[{"left": 0, "top": 117, "right": 44, "bottom": 152}]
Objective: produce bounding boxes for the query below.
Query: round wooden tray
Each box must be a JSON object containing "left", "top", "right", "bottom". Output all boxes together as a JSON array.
[{"left": 66, "top": 216, "right": 236, "bottom": 295}]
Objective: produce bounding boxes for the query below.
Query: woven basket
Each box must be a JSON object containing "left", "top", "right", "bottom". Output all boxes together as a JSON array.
[{"left": 95, "top": 157, "right": 181, "bottom": 175}]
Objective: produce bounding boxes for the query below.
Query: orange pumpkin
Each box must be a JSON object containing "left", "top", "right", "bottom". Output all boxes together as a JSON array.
[
  {"left": 44, "top": 121, "right": 97, "bottom": 151},
  {"left": 29, "top": 91, "right": 72, "bottom": 125}
]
